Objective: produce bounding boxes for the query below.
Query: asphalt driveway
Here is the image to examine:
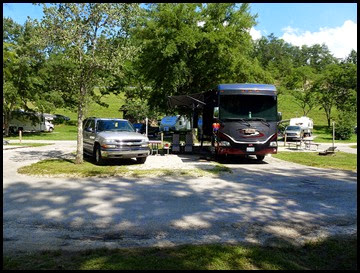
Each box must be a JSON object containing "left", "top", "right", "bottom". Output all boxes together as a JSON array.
[{"left": 3, "top": 141, "right": 357, "bottom": 253}]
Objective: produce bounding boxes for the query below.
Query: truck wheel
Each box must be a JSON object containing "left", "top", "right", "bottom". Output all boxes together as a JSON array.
[
  {"left": 94, "top": 144, "right": 104, "bottom": 165},
  {"left": 256, "top": 155, "right": 265, "bottom": 161},
  {"left": 136, "top": 157, "right": 147, "bottom": 164}
]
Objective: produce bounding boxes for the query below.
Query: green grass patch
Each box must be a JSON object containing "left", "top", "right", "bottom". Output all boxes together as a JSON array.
[
  {"left": 273, "top": 151, "right": 357, "bottom": 171},
  {"left": 312, "top": 125, "right": 357, "bottom": 143},
  {"left": 51, "top": 88, "right": 126, "bottom": 120},
  {"left": 4, "top": 124, "right": 78, "bottom": 141},
  {"left": 350, "top": 145, "right": 357, "bottom": 149},
  {"left": 17, "top": 158, "right": 232, "bottom": 177},
  {"left": 6, "top": 142, "right": 53, "bottom": 147},
  {"left": 3, "top": 235, "right": 357, "bottom": 270}
]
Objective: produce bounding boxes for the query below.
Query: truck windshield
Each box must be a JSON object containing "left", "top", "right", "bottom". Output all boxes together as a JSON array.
[
  {"left": 219, "top": 95, "right": 277, "bottom": 121},
  {"left": 97, "top": 120, "right": 135, "bottom": 132},
  {"left": 286, "top": 126, "right": 301, "bottom": 131}
]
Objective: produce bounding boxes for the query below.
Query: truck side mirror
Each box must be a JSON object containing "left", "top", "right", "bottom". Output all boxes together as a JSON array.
[
  {"left": 213, "top": 107, "right": 219, "bottom": 118},
  {"left": 85, "top": 127, "right": 93, "bottom": 132},
  {"left": 277, "top": 112, "right": 282, "bottom": 121}
]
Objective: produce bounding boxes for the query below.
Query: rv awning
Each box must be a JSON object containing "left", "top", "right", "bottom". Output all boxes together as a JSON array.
[{"left": 168, "top": 93, "right": 206, "bottom": 109}]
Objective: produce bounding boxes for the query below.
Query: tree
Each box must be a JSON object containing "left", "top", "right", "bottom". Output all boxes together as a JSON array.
[
  {"left": 134, "top": 3, "right": 272, "bottom": 114},
  {"left": 284, "top": 66, "right": 318, "bottom": 116},
  {"left": 300, "top": 44, "right": 337, "bottom": 72},
  {"left": 312, "top": 63, "right": 356, "bottom": 127},
  {"left": 252, "top": 34, "right": 295, "bottom": 83},
  {"left": 3, "top": 18, "right": 46, "bottom": 136},
  {"left": 36, "top": 3, "right": 140, "bottom": 164},
  {"left": 344, "top": 49, "right": 357, "bottom": 65}
]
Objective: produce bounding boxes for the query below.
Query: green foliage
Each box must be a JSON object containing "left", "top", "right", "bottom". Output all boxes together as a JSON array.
[
  {"left": 335, "top": 111, "right": 355, "bottom": 140},
  {"left": 3, "top": 17, "right": 49, "bottom": 136},
  {"left": 283, "top": 66, "right": 317, "bottom": 116},
  {"left": 134, "top": 3, "right": 272, "bottom": 113},
  {"left": 36, "top": 3, "right": 141, "bottom": 163}
]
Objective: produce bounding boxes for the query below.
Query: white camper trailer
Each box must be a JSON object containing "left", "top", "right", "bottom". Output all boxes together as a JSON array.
[
  {"left": 8, "top": 110, "right": 55, "bottom": 134},
  {"left": 289, "top": 116, "right": 313, "bottom": 137},
  {"left": 159, "top": 115, "right": 191, "bottom": 133}
]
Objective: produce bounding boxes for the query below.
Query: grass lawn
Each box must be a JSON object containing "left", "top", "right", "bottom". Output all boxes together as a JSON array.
[
  {"left": 312, "top": 125, "right": 357, "bottom": 143},
  {"left": 273, "top": 151, "right": 357, "bottom": 171},
  {"left": 3, "top": 235, "right": 356, "bottom": 270},
  {"left": 17, "top": 158, "right": 232, "bottom": 177},
  {"left": 6, "top": 142, "right": 54, "bottom": 147},
  {"left": 3, "top": 124, "right": 78, "bottom": 141}
]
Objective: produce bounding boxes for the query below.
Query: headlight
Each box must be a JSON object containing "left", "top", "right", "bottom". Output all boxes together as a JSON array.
[
  {"left": 269, "top": 141, "right": 277, "bottom": 147},
  {"left": 105, "top": 139, "right": 117, "bottom": 144},
  {"left": 101, "top": 144, "right": 116, "bottom": 149},
  {"left": 141, "top": 144, "right": 149, "bottom": 147},
  {"left": 219, "top": 141, "right": 231, "bottom": 147}
]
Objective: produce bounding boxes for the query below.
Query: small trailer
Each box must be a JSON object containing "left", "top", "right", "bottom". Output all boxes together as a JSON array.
[
  {"left": 289, "top": 116, "right": 313, "bottom": 137},
  {"left": 8, "top": 110, "right": 55, "bottom": 134},
  {"left": 159, "top": 115, "right": 191, "bottom": 133}
]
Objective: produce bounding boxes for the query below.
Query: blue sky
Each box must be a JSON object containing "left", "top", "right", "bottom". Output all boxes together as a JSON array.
[{"left": 3, "top": 3, "right": 357, "bottom": 59}]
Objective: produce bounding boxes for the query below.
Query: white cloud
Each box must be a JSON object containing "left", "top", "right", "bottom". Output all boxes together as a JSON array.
[
  {"left": 249, "top": 27, "right": 262, "bottom": 40},
  {"left": 281, "top": 20, "right": 357, "bottom": 59}
]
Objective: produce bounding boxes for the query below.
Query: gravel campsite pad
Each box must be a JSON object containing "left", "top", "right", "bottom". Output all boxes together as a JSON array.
[{"left": 3, "top": 141, "right": 357, "bottom": 253}]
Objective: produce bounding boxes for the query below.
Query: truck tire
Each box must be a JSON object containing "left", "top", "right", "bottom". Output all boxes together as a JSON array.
[
  {"left": 94, "top": 144, "right": 104, "bottom": 165},
  {"left": 256, "top": 155, "right": 265, "bottom": 161},
  {"left": 136, "top": 157, "right": 147, "bottom": 164}
]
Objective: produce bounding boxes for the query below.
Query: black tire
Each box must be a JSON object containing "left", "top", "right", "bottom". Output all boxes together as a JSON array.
[
  {"left": 256, "top": 155, "right": 265, "bottom": 161},
  {"left": 136, "top": 157, "right": 147, "bottom": 164},
  {"left": 94, "top": 144, "right": 104, "bottom": 165},
  {"left": 83, "top": 149, "right": 90, "bottom": 158}
]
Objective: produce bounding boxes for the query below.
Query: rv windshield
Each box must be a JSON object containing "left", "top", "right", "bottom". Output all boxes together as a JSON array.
[
  {"left": 96, "top": 120, "right": 135, "bottom": 132},
  {"left": 219, "top": 95, "right": 277, "bottom": 121}
]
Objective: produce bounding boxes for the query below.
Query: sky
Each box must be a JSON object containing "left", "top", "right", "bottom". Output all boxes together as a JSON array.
[{"left": 3, "top": 3, "right": 357, "bottom": 59}]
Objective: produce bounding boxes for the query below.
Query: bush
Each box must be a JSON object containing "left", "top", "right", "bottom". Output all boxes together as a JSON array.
[
  {"left": 65, "top": 120, "right": 77, "bottom": 126},
  {"left": 335, "top": 112, "right": 354, "bottom": 140}
]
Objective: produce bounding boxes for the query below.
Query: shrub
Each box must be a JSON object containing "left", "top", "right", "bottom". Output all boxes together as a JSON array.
[{"left": 335, "top": 112, "right": 354, "bottom": 140}]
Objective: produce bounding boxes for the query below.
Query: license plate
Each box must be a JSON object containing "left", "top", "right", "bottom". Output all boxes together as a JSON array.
[{"left": 246, "top": 147, "right": 255, "bottom": 152}]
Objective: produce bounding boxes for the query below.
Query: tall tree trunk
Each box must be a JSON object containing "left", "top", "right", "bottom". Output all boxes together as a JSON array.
[
  {"left": 3, "top": 109, "right": 12, "bottom": 137},
  {"left": 75, "top": 85, "right": 86, "bottom": 164}
]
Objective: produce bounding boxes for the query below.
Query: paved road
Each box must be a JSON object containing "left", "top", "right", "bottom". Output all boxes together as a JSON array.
[{"left": 3, "top": 141, "right": 357, "bottom": 254}]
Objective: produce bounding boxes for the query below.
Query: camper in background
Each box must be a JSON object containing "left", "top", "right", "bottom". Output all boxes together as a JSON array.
[
  {"left": 8, "top": 110, "right": 55, "bottom": 134},
  {"left": 159, "top": 115, "right": 191, "bottom": 133},
  {"left": 289, "top": 116, "right": 313, "bottom": 137}
]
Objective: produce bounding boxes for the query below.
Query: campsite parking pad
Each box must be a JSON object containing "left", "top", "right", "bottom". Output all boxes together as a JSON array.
[{"left": 3, "top": 141, "right": 357, "bottom": 253}]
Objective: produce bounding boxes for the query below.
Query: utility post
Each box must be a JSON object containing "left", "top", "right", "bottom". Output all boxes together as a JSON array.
[
  {"left": 145, "top": 117, "right": 148, "bottom": 137},
  {"left": 332, "top": 121, "right": 335, "bottom": 149}
]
